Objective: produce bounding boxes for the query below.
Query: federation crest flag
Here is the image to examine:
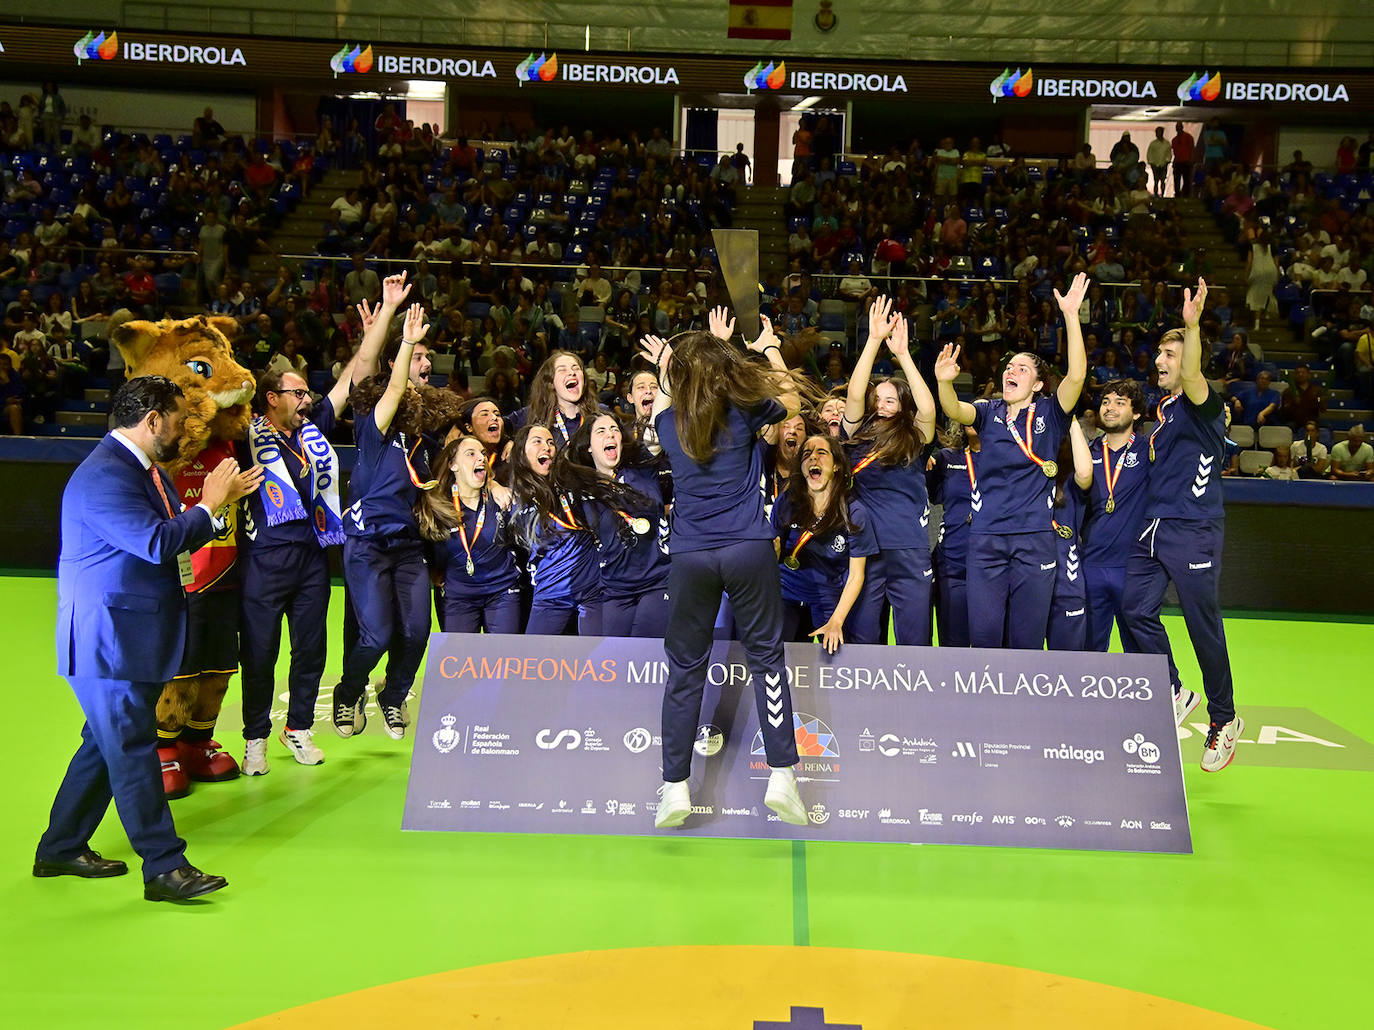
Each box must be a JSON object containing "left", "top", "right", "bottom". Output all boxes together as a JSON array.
[{"left": 728, "top": 0, "right": 793, "bottom": 40}]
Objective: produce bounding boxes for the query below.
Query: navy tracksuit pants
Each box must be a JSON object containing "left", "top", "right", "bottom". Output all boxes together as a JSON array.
[
  {"left": 338, "top": 535, "right": 430, "bottom": 708},
  {"left": 661, "top": 539, "right": 799, "bottom": 783},
  {"left": 934, "top": 555, "right": 969, "bottom": 647},
  {"left": 966, "top": 531, "right": 1056, "bottom": 649},
  {"left": 851, "top": 548, "right": 934, "bottom": 645},
  {"left": 239, "top": 543, "right": 331, "bottom": 738},
  {"left": 38, "top": 677, "right": 187, "bottom": 881},
  {"left": 1083, "top": 564, "right": 1137, "bottom": 652},
  {"left": 1120, "top": 517, "right": 1236, "bottom": 725},
  {"left": 1045, "top": 541, "right": 1087, "bottom": 651},
  {"left": 602, "top": 588, "right": 672, "bottom": 638},
  {"left": 442, "top": 587, "right": 523, "bottom": 634}
]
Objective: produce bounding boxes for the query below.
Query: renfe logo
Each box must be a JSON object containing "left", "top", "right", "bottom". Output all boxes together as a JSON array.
[
  {"left": 515, "top": 52, "right": 558, "bottom": 84},
  {"left": 330, "top": 43, "right": 374, "bottom": 76},
  {"left": 1177, "top": 71, "right": 1222, "bottom": 102},
  {"left": 744, "top": 59, "right": 787, "bottom": 91},
  {"left": 74, "top": 30, "right": 119, "bottom": 63}
]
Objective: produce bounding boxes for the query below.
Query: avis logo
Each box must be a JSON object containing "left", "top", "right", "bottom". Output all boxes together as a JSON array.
[
  {"left": 989, "top": 67, "right": 1032, "bottom": 102},
  {"left": 74, "top": 30, "right": 119, "bottom": 63},
  {"left": 330, "top": 43, "right": 374, "bottom": 76},
  {"left": 1177, "top": 70, "right": 1222, "bottom": 102},
  {"left": 516, "top": 52, "right": 558, "bottom": 85},
  {"left": 752, "top": 712, "right": 838, "bottom": 758},
  {"left": 744, "top": 59, "right": 786, "bottom": 91},
  {"left": 535, "top": 728, "right": 581, "bottom": 750}
]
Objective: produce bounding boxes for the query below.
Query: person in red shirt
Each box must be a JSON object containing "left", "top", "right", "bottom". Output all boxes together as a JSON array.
[
  {"left": 123, "top": 259, "right": 159, "bottom": 314},
  {"left": 448, "top": 136, "right": 477, "bottom": 175},
  {"left": 244, "top": 152, "right": 277, "bottom": 194},
  {"left": 1171, "top": 122, "right": 1195, "bottom": 197}
]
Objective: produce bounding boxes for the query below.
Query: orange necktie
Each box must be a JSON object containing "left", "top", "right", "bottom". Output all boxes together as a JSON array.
[{"left": 150, "top": 465, "right": 176, "bottom": 517}]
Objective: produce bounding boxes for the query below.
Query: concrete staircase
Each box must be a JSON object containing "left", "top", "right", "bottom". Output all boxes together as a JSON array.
[
  {"left": 1174, "top": 197, "right": 1370, "bottom": 435},
  {"left": 250, "top": 167, "right": 362, "bottom": 280},
  {"left": 731, "top": 185, "right": 790, "bottom": 279}
]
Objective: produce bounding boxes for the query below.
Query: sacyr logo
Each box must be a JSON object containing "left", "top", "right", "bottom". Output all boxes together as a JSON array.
[
  {"left": 535, "top": 728, "right": 581, "bottom": 750},
  {"left": 516, "top": 52, "right": 558, "bottom": 85},
  {"left": 74, "top": 30, "right": 119, "bottom": 63},
  {"left": 330, "top": 43, "right": 374, "bottom": 77},
  {"left": 989, "top": 67, "right": 1033, "bottom": 102},
  {"left": 751, "top": 712, "right": 839, "bottom": 758},
  {"left": 1177, "top": 70, "right": 1222, "bottom": 103},
  {"left": 744, "top": 59, "right": 786, "bottom": 91}
]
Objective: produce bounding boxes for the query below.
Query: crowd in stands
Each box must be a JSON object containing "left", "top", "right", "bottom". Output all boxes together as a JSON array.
[{"left": 0, "top": 85, "right": 1369, "bottom": 480}]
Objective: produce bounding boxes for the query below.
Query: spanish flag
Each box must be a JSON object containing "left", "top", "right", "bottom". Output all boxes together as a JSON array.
[{"left": 728, "top": 0, "right": 793, "bottom": 40}]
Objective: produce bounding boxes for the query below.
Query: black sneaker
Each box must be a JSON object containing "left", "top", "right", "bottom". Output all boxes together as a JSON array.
[
  {"left": 380, "top": 704, "right": 406, "bottom": 740},
  {"left": 332, "top": 689, "right": 367, "bottom": 739}
]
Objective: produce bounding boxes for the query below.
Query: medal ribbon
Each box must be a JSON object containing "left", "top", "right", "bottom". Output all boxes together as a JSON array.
[
  {"left": 851, "top": 451, "right": 881, "bottom": 476},
  {"left": 1004, "top": 401, "right": 1049, "bottom": 472},
  {"left": 452, "top": 486, "right": 487, "bottom": 571},
  {"left": 1101, "top": 433, "right": 1135, "bottom": 509},
  {"left": 402, "top": 436, "right": 437, "bottom": 490},
  {"left": 548, "top": 493, "right": 582, "bottom": 532},
  {"left": 786, "top": 527, "right": 816, "bottom": 566},
  {"left": 1149, "top": 395, "right": 1179, "bottom": 461}
]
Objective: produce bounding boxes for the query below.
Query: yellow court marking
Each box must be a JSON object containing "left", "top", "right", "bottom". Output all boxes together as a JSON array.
[{"left": 232, "top": 946, "right": 1271, "bottom": 1029}]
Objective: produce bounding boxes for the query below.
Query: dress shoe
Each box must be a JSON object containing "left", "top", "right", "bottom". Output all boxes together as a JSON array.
[
  {"left": 33, "top": 849, "right": 129, "bottom": 878},
  {"left": 176, "top": 738, "right": 240, "bottom": 782},
  {"left": 158, "top": 746, "right": 191, "bottom": 800},
  {"left": 144, "top": 864, "right": 227, "bottom": 902}
]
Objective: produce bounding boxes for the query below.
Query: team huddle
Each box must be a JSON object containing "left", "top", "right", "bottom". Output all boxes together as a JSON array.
[{"left": 232, "top": 267, "right": 1243, "bottom": 828}]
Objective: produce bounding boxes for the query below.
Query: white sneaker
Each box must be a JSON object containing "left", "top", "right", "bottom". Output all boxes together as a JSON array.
[
  {"left": 764, "top": 766, "right": 808, "bottom": 826},
  {"left": 401, "top": 700, "right": 411, "bottom": 727},
  {"left": 279, "top": 728, "right": 325, "bottom": 766},
  {"left": 243, "top": 738, "right": 270, "bottom": 776},
  {"left": 1174, "top": 688, "right": 1201, "bottom": 726},
  {"left": 380, "top": 705, "right": 406, "bottom": 740},
  {"left": 1201, "top": 716, "right": 1243, "bottom": 773},
  {"left": 654, "top": 780, "right": 692, "bottom": 828}
]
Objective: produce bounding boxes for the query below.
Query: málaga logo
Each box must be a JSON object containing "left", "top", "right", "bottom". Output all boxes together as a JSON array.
[
  {"left": 330, "top": 43, "right": 374, "bottom": 76},
  {"left": 989, "top": 67, "right": 1033, "bottom": 102},
  {"left": 516, "top": 52, "right": 558, "bottom": 85},
  {"left": 752, "top": 712, "right": 839, "bottom": 758},
  {"left": 1177, "top": 71, "right": 1222, "bottom": 103},
  {"left": 74, "top": 30, "right": 119, "bottom": 63},
  {"left": 744, "top": 59, "right": 786, "bottom": 91}
]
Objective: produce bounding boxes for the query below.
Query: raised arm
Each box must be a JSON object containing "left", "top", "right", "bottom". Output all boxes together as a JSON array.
[
  {"left": 639, "top": 334, "right": 674, "bottom": 420},
  {"left": 1070, "top": 417, "right": 1093, "bottom": 490},
  {"left": 886, "top": 314, "right": 936, "bottom": 445},
  {"left": 1179, "top": 278, "right": 1211, "bottom": 406},
  {"left": 374, "top": 304, "right": 427, "bottom": 435},
  {"left": 351, "top": 271, "right": 412, "bottom": 387},
  {"left": 934, "top": 342, "right": 975, "bottom": 425},
  {"left": 1054, "top": 271, "right": 1090, "bottom": 413},
  {"left": 747, "top": 315, "right": 799, "bottom": 419},
  {"left": 843, "top": 294, "right": 896, "bottom": 434}
]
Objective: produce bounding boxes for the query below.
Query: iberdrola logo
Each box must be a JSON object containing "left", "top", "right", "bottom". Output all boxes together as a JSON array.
[
  {"left": 515, "top": 52, "right": 558, "bottom": 85},
  {"left": 74, "top": 30, "right": 119, "bottom": 63},
  {"left": 744, "top": 60, "right": 786, "bottom": 91},
  {"left": 989, "top": 67, "right": 1033, "bottom": 102},
  {"left": 330, "top": 43, "right": 373, "bottom": 77},
  {"left": 1177, "top": 71, "right": 1221, "bottom": 102}
]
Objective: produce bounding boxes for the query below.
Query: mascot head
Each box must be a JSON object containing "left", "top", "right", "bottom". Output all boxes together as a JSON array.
[{"left": 112, "top": 314, "right": 255, "bottom": 473}]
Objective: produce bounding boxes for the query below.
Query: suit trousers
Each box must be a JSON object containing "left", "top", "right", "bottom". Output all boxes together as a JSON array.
[{"left": 38, "top": 677, "right": 186, "bottom": 881}]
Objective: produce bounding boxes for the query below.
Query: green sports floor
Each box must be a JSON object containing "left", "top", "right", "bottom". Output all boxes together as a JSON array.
[{"left": 3, "top": 574, "right": 1371, "bottom": 1029}]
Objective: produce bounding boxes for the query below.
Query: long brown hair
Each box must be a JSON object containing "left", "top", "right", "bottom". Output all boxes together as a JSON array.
[
  {"left": 850, "top": 376, "right": 924, "bottom": 467},
  {"left": 415, "top": 435, "right": 484, "bottom": 542},
  {"left": 350, "top": 375, "right": 466, "bottom": 439},
  {"left": 783, "top": 434, "right": 859, "bottom": 538},
  {"left": 665, "top": 331, "right": 813, "bottom": 463},
  {"left": 528, "top": 350, "right": 599, "bottom": 427}
]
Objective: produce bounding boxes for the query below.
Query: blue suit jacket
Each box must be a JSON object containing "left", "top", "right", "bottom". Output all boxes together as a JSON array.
[{"left": 56, "top": 433, "right": 216, "bottom": 683}]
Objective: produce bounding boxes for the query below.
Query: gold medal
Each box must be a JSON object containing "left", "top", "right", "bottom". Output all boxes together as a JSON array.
[
  {"left": 784, "top": 556, "right": 801, "bottom": 571},
  {"left": 1149, "top": 444, "right": 1156, "bottom": 462},
  {"left": 1105, "top": 498, "right": 1115, "bottom": 514},
  {"left": 1042, "top": 459, "right": 1058, "bottom": 478},
  {"left": 631, "top": 517, "right": 651, "bottom": 535},
  {"left": 1055, "top": 524, "right": 1073, "bottom": 539},
  {"left": 465, "top": 558, "right": 476, "bottom": 576}
]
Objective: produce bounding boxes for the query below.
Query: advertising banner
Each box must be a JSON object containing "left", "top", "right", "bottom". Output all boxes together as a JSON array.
[{"left": 404, "top": 635, "right": 1192, "bottom": 854}]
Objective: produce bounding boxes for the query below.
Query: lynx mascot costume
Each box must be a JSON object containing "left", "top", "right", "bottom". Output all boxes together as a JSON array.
[{"left": 112, "top": 315, "right": 255, "bottom": 798}]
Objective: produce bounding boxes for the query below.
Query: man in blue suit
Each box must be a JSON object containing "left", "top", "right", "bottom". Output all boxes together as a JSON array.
[{"left": 35, "top": 375, "right": 263, "bottom": 901}]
